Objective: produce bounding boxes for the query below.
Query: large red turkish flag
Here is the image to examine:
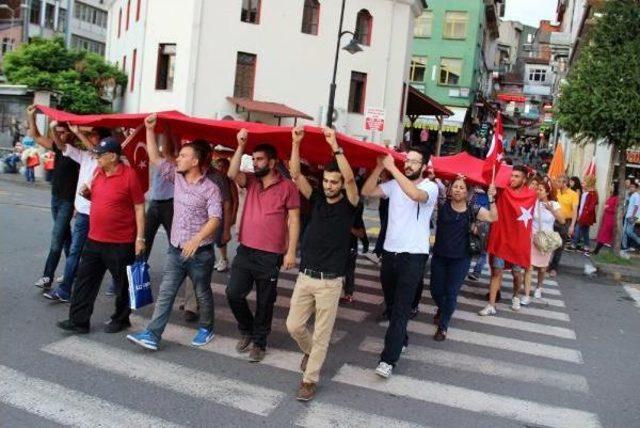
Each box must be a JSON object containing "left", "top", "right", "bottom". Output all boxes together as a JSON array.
[
  {"left": 121, "top": 127, "right": 150, "bottom": 193},
  {"left": 482, "top": 112, "right": 504, "bottom": 184},
  {"left": 487, "top": 185, "right": 537, "bottom": 267}
]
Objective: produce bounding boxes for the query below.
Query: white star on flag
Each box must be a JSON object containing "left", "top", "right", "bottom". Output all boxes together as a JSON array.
[
  {"left": 517, "top": 205, "right": 534, "bottom": 229},
  {"left": 138, "top": 160, "right": 147, "bottom": 169}
]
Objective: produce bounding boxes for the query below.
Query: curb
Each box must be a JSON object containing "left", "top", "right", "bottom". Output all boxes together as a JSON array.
[
  {"left": 0, "top": 174, "right": 51, "bottom": 190},
  {"left": 592, "top": 261, "right": 640, "bottom": 284}
]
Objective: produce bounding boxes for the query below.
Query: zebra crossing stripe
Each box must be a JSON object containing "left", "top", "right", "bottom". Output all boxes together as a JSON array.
[
  {"left": 297, "top": 401, "right": 427, "bottom": 428},
  {"left": 416, "top": 302, "right": 577, "bottom": 339},
  {"left": 129, "top": 315, "right": 303, "bottom": 373},
  {"left": 211, "top": 285, "right": 368, "bottom": 322},
  {"left": 42, "top": 336, "right": 285, "bottom": 416},
  {"left": 462, "top": 286, "right": 566, "bottom": 308},
  {"left": 358, "top": 337, "right": 589, "bottom": 393},
  {"left": 381, "top": 321, "right": 583, "bottom": 363},
  {"left": 0, "top": 365, "right": 183, "bottom": 427},
  {"left": 453, "top": 295, "right": 571, "bottom": 321},
  {"left": 332, "top": 364, "right": 601, "bottom": 428}
]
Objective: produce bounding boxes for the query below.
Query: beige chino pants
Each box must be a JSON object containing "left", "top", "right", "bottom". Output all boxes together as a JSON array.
[{"left": 286, "top": 272, "right": 342, "bottom": 384}]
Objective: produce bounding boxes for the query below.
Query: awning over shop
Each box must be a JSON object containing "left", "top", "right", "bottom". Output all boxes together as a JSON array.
[
  {"left": 405, "top": 85, "right": 453, "bottom": 117},
  {"left": 226, "top": 97, "right": 313, "bottom": 124},
  {"left": 409, "top": 106, "right": 469, "bottom": 133}
]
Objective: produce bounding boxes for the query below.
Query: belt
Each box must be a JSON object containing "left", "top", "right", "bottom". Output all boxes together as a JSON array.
[
  {"left": 301, "top": 268, "right": 340, "bottom": 280},
  {"left": 153, "top": 198, "right": 174, "bottom": 203}
]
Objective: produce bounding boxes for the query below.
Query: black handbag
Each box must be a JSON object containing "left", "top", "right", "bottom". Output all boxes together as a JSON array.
[{"left": 467, "top": 205, "right": 482, "bottom": 256}]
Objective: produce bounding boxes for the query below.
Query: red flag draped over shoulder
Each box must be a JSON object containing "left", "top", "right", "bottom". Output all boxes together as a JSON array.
[
  {"left": 486, "top": 186, "right": 537, "bottom": 267},
  {"left": 482, "top": 112, "right": 504, "bottom": 183}
]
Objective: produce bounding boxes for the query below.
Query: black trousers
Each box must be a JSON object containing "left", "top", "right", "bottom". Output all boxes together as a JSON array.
[
  {"left": 226, "top": 244, "right": 282, "bottom": 349},
  {"left": 549, "top": 222, "right": 570, "bottom": 271},
  {"left": 145, "top": 199, "right": 173, "bottom": 258},
  {"left": 379, "top": 251, "right": 428, "bottom": 365},
  {"left": 69, "top": 239, "right": 135, "bottom": 327},
  {"left": 343, "top": 247, "right": 358, "bottom": 295}
]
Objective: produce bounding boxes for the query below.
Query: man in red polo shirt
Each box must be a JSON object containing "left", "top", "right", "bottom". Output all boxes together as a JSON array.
[
  {"left": 226, "top": 129, "right": 300, "bottom": 362},
  {"left": 57, "top": 137, "right": 146, "bottom": 334}
]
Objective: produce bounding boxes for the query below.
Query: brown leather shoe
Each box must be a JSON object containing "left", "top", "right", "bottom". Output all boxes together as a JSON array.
[
  {"left": 296, "top": 381, "right": 316, "bottom": 401},
  {"left": 434, "top": 328, "right": 447, "bottom": 342},
  {"left": 300, "top": 354, "right": 309, "bottom": 372},
  {"left": 248, "top": 345, "right": 266, "bottom": 362},
  {"left": 235, "top": 335, "right": 252, "bottom": 353}
]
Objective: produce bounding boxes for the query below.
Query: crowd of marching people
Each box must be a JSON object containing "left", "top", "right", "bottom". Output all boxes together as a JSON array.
[{"left": 24, "top": 104, "right": 640, "bottom": 402}]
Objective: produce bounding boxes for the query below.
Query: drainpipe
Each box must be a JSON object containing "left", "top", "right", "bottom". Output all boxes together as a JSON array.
[{"left": 64, "top": 0, "right": 71, "bottom": 47}]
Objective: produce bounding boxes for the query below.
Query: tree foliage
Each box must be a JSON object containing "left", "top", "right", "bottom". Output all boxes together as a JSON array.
[
  {"left": 555, "top": 0, "right": 640, "bottom": 149},
  {"left": 3, "top": 37, "right": 127, "bottom": 114}
]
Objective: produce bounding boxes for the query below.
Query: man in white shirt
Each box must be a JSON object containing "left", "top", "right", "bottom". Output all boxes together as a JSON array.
[
  {"left": 43, "top": 126, "right": 111, "bottom": 302},
  {"left": 623, "top": 180, "right": 640, "bottom": 251},
  {"left": 362, "top": 148, "right": 438, "bottom": 379}
]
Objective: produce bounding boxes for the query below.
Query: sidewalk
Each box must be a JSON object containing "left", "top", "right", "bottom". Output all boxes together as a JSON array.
[
  {"left": 0, "top": 172, "right": 51, "bottom": 190},
  {"left": 554, "top": 248, "right": 640, "bottom": 283}
]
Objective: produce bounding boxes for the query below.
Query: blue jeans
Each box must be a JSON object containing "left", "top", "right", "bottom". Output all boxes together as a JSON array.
[
  {"left": 25, "top": 167, "right": 35, "bottom": 182},
  {"left": 56, "top": 213, "right": 90, "bottom": 298},
  {"left": 623, "top": 218, "right": 640, "bottom": 249},
  {"left": 572, "top": 225, "right": 591, "bottom": 248},
  {"left": 42, "top": 195, "right": 74, "bottom": 279},
  {"left": 379, "top": 251, "right": 428, "bottom": 365},
  {"left": 430, "top": 255, "right": 471, "bottom": 331},
  {"left": 472, "top": 252, "right": 487, "bottom": 276},
  {"left": 147, "top": 245, "right": 215, "bottom": 341}
]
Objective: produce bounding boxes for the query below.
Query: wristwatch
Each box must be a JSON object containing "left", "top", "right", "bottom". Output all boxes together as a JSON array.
[
  {"left": 333, "top": 147, "right": 344, "bottom": 155},
  {"left": 136, "top": 237, "right": 146, "bottom": 242}
]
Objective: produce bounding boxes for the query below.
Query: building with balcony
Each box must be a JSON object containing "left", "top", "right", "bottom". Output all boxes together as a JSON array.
[
  {"left": 408, "top": 0, "right": 504, "bottom": 151},
  {"left": 0, "top": 0, "right": 109, "bottom": 71},
  {"left": 106, "top": 0, "right": 426, "bottom": 145}
]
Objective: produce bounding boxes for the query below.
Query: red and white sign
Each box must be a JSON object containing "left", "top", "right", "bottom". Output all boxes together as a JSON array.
[{"left": 364, "top": 107, "right": 385, "bottom": 131}]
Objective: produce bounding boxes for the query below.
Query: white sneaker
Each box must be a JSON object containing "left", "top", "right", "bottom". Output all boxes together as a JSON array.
[
  {"left": 534, "top": 288, "right": 542, "bottom": 299},
  {"left": 215, "top": 258, "right": 229, "bottom": 272},
  {"left": 520, "top": 296, "right": 531, "bottom": 306},
  {"left": 511, "top": 297, "right": 521, "bottom": 311},
  {"left": 34, "top": 276, "right": 51, "bottom": 288},
  {"left": 375, "top": 361, "right": 393, "bottom": 378},
  {"left": 478, "top": 304, "right": 497, "bottom": 316}
]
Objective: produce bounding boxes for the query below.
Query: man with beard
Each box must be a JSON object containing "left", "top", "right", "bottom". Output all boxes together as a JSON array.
[
  {"left": 361, "top": 148, "right": 438, "bottom": 379},
  {"left": 226, "top": 129, "right": 300, "bottom": 362},
  {"left": 286, "top": 126, "right": 358, "bottom": 401},
  {"left": 127, "top": 114, "right": 222, "bottom": 350}
]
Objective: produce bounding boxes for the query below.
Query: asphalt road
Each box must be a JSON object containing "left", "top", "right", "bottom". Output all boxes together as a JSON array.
[{"left": 1, "top": 178, "right": 639, "bottom": 428}]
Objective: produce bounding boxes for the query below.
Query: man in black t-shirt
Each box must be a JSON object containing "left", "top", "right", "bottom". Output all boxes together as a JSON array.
[
  {"left": 27, "top": 107, "right": 80, "bottom": 290},
  {"left": 286, "top": 126, "right": 359, "bottom": 402}
]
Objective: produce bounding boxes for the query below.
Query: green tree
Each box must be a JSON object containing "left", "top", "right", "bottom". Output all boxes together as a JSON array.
[
  {"left": 3, "top": 37, "right": 127, "bottom": 114},
  {"left": 555, "top": 0, "right": 640, "bottom": 252}
]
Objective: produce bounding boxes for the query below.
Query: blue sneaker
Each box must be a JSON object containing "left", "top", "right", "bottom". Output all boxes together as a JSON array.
[
  {"left": 43, "top": 288, "right": 70, "bottom": 303},
  {"left": 127, "top": 330, "right": 159, "bottom": 351},
  {"left": 191, "top": 328, "right": 215, "bottom": 347}
]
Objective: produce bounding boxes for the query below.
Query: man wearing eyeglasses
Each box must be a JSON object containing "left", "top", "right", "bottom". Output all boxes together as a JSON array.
[{"left": 361, "top": 147, "right": 438, "bottom": 379}]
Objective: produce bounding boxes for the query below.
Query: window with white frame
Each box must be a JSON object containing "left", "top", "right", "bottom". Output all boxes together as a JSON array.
[
  {"left": 443, "top": 11, "right": 468, "bottom": 39},
  {"left": 528, "top": 68, "right": 548, "bottom": 83},
  {"left": 410, "top": 56, "right": 427, "bottom": 82},
  {"left": 414, "top": 11, "right": 433, "bottom": 37}
]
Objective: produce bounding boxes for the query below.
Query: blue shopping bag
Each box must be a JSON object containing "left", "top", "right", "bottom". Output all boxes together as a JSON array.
[{"left": 127, "top": 259, "right": 153, "bottom": 309}]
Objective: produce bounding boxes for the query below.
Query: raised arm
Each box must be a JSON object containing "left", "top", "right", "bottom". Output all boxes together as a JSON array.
[
  {"left": 361, "top": 157, "right": 386, "bottom": 198},
  {"left": 26, "top": 105, "right": 53, "bottom": 150},
  {"left": 144, "top": 114, "right": 163, "bottom": 166},
  {"left": 382, "top": 154, "right": 428, "bottom": 202},
  {"left": 476, "top": 184, "right": 498, "bottom": 223},
  {"left": 69, "top": 125, "right": 95, "bottom": 149},
  {"left": 324, "top": 127, "right": 359, "bottom": 206},
  {"left": 289, "top": 126, "right": 313, "bottom": 199},
  {"left": 228, "top": 129, "right": 248, "bottom": 188}
]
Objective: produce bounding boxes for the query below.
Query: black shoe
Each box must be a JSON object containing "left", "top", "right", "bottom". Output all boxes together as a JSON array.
[
  {"left": 434, "top": 328, "right": 447, "bottom": 341},
  {"left": 57, "top": 319, "right": 89, "bottom": 334},
  {"left": 104, "top": 319, "right": 131, "bottom": 334}
]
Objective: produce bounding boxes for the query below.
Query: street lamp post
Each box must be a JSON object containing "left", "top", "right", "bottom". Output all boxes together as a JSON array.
[{"left": 326, "top": 0, "right": 362, "bottom": 128}]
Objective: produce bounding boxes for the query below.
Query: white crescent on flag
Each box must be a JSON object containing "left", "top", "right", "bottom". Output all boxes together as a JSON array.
[{"left": 133, "top": 142, "right": 148, "bottom": 169}]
